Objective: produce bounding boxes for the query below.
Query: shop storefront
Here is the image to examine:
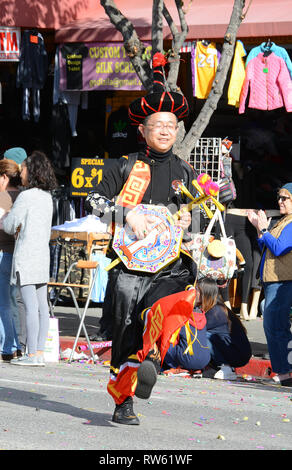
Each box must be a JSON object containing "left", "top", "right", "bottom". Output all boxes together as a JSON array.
[{"left": 0, "top": 0, "right": 292, "bottom": 210}]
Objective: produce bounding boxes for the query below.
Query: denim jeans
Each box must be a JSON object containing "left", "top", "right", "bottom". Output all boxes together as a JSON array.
[
  {"left": 263, "top": 281, "right": 292, "bottom": 374},
  {"left": 206, "top": 331, "right": 226, "bottom": 366},
  {"left": 0, "top": 252, "right": 21, "bottom": 354}
]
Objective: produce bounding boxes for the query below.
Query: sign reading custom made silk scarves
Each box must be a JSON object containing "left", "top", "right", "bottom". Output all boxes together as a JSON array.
[{"left": 59, "top": 42, "right": 151, "bottom": 91}]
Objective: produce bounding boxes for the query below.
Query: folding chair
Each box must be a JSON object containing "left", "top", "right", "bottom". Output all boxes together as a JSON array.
[{"left": 48, "top": 259, "right": 99, "bottom": 363}]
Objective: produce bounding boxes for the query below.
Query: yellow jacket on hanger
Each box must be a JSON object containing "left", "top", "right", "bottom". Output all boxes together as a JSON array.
[
  {"left": 191, "top": 41, "right": 220, "bottom": 99},
  {"left": 228, "top": 40, "right": 247, "bottom": 107}
]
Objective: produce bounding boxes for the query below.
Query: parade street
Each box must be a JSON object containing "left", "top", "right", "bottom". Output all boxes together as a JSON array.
[{"left": 0, "top": 359, "right": 292, "bottom": 453}]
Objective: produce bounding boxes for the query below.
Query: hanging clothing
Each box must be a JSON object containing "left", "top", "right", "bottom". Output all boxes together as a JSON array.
[
  {"left": 245, "top": 42, "right": 292, "bottom": 80},
  {"left": 16, "top": 30, "right": 48, "bottom": 90},
  {"left": 51, "top": 102, "right": 71, "bottom": 168},
  {"left": 60, "top": 43, "right": 89, "bottom": 90},
  {"left": 53, "top": 46, "right": 88, "bottom": 137},
  {"left": 228, "top": 40, "right": 247, "bottom": 108},
  {"left": 22, "top": 88, "right": 40, "bottom": 122},
  {"left": 239, "top": 52, "right": 292, "bottom": 114},
  {"left": 191, "top": 41, "right": 221, "bottom": 99},
  {"left": 16, "top": 29, "right": 48, "bottom": 122},
  {"left": 105, "top": 106, "right": 138, "bottom": 158}
]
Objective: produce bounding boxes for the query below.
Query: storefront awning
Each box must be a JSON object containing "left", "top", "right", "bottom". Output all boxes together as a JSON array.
[
  {"left": 54, "top": 0, "right": 292, "bottom": 43},
  {"left": 1, "top": 0, "right": 292, "bottom": 42}
]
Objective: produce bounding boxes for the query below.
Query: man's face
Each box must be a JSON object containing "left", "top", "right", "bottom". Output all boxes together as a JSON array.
[{"left": 139, "top": 112, "right": 179, "bottom": 153}]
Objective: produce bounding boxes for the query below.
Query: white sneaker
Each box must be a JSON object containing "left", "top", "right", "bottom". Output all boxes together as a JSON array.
[
  {"left": 10, "top": 354, "right": 45, "bottom": 367},
  {"left": 214, "top": 364, "right": 237, "bottom": 381}
]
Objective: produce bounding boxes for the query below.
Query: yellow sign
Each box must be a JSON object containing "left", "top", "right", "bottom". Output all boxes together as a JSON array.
[{"left": 70, "top": 157, "right": 116, "bottom": 197}]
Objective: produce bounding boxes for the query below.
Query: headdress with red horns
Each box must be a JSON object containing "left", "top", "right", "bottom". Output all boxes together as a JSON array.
[{"left": 128, "top": 52, "right": 189, "bottom": 125}]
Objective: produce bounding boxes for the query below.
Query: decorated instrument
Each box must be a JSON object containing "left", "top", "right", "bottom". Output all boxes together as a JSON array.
[{"left": 105, "top": 174, "right": 224, "bottom": 273}]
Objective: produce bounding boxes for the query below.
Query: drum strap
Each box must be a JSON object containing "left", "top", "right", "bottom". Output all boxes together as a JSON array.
[{"left": 116, "top": 159, "right": 151, "bottom": 209}]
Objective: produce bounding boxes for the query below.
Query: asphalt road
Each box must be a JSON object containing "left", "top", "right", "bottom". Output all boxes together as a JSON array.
[{"left": 0, "top": 360, "right": 292, "bottom": 454}]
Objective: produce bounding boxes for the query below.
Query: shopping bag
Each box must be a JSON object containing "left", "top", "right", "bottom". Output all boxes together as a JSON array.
[
  {"left": 44, "top": 317, "right": 60, "bottom": 362},
  {"left": 190, "top": 208, "right": 237, "bottom": 281}
]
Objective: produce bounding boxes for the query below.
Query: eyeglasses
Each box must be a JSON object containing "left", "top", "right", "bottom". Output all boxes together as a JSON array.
[
  {"left": 277, "top": 195, "right": 291, "bottom": 202},
  {"left": 144, "top": 122, "right": 178, "bottom": 133}
]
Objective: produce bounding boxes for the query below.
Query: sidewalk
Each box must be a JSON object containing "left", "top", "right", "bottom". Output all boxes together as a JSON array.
[{"left": 52, "top": 304, "right": 273, "bottom": 379}]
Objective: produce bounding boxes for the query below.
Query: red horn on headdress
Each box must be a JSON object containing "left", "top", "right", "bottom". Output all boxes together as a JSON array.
[{"left": 152, "top": 52, "right": 168, "bottom": 68}]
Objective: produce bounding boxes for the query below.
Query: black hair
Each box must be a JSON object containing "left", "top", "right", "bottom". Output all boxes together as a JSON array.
[
  {"left": 197, "top": 277, "right": 247, "bottom": 333},
  {"left": 25, "top": 151, "right": 58, "bottom": 191}
]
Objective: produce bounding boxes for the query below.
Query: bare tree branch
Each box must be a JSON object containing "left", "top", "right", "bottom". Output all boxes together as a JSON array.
[
  {"left": 164, "top": 0, "right": 189, "bottom": 91},
  {"left": 152, "top": 0, "right": 164, "bottom": 55},
  {"left": 101, "top": 0, "right": 247, "bottom": 159},
  {"left": 100, "top": 0, "right": 152, "bottom": 90}
]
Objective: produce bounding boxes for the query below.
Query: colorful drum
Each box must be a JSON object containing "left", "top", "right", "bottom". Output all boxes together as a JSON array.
[{"left": 112, "top": 204, "right": 183, "bottom": 273}]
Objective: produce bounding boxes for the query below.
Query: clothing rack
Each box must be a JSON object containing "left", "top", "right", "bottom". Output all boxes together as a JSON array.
[
  {"left": 51, "top": 186, "right": 87, "bottom": 226},
  {"left": 49, "top": 230, "right": 111, "bottom": 302},
  {"left": 50, "top": 230, "right": 110, "bottom": 257}
]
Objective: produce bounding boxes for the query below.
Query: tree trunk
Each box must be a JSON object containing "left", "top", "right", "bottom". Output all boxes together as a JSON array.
[{"left": 100, "top": 0, "right": 247, "bottom": 158}]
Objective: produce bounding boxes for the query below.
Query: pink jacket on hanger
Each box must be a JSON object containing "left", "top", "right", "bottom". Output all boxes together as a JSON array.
[{"left": 239, "top": 52, "right": 292, "bottom": 114}]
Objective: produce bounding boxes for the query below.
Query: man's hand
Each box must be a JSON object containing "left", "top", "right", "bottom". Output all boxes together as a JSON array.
[
  {"left": 126, "top": 210, "right": 156, "bottom": 240},
  {"left": 175, "top": 206, "right": 191, "bottom": 231}
]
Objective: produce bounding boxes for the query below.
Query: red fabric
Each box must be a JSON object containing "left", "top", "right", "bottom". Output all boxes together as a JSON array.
[
  {"left": 107, "top": 362, "right": 139, "bottom": 405},
  {"left": 107, "top": 288, "right": 206, "bottom": 404},
  {"left": 137, "top": 289, "right": 204, "bottom": 365}
]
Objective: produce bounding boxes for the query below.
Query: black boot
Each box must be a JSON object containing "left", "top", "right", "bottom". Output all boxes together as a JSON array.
[
  {"left": 112, "top": 397, "right": 140, "bottom": 425},
  {"left": 135, "top": 360, "right": 157, "bottom": 399}
]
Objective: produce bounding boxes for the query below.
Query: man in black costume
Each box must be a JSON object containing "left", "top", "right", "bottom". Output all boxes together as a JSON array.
[{"left": 86, "top": 53, "right": 198, "bottom": 425}]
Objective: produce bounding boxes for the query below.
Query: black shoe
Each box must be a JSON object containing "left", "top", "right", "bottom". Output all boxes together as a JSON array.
[
  {"left": 135, "top": 360, "right": 157, "bottom": 399},
  {"left": 89, "top": 331, "right": 109, "bottom": 341},
  {"left": 112, "top": 397, "right": 140, "bottom": 425}
]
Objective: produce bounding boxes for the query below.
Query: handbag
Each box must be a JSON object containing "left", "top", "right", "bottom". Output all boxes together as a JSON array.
[
  {"left": 218, "top": 158, "right": 237, "bottom": 204},
  {"left": 218, "top": 176, "right": 237, "bottom": 204},
  {"left": 190, "top": 208, "right": 237, "bottom": 281}
]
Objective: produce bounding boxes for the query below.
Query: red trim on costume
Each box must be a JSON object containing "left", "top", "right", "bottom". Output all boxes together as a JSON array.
[
  {"left": 116, "top": 160, "right": 151, "bottom": 208},
  {"left": 137, "top": 289, "right": 199, "bottom": 365}
]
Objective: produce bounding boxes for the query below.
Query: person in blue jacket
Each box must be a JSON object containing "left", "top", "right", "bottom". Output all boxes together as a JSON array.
[{"left": 247, "top": 182, "right": 292, "bottom": 387}]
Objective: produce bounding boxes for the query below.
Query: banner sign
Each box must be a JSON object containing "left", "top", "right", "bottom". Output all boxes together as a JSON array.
[
  {"left": 59, "top": 42, "right": 151, "bottom": 91},
  {"left": 0, "top": 27, "right": 21, "bottom": 61},
  {"left": 70, "top": 157, "right": 117, "bottom": 197}
]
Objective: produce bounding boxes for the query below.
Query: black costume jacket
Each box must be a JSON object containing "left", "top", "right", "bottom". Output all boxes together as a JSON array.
[
  {"left": 86, "top": 146, "right": 199, "bottom": 230},
  {"left": 85, "top": 146, "right": 198, "bottom": 371}
]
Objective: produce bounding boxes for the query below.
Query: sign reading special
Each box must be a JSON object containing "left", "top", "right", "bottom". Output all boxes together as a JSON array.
[
  {"left": 59, "top": 42, "right": 151, "bottom": 91},
  {"left": 70, "top": 157, "right": 117, "bottom": 197}
]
